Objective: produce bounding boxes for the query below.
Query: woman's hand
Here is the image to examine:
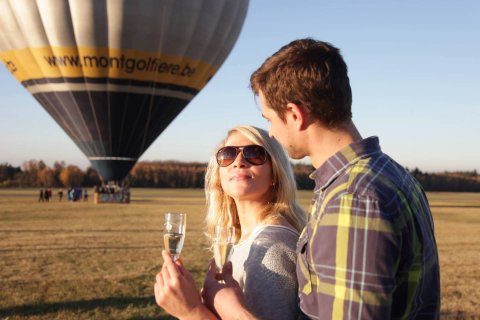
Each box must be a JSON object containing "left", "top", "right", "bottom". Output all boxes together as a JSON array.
[
  {"left": 154, "top": 250, "right": 216, "bottom": 319},
  {"left": 202, "top": 260, "right": 257, "bottom": 320}
]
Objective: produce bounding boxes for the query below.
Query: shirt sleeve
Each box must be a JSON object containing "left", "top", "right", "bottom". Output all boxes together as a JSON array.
[
  {"left": 308, "top": 192, "right": 401, "bottom": 319},
  {"left": 242, "top": 228, "right": 301, "bottom": 320}
]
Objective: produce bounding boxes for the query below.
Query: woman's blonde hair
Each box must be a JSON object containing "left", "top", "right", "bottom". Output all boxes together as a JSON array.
[{"left": 204, "top": 125, "right": 306, "bottom": 242}]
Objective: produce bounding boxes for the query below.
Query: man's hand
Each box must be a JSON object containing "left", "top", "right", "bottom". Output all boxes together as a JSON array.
[{"left": 202, "top": 260, "right": 257, "bottom": 320}]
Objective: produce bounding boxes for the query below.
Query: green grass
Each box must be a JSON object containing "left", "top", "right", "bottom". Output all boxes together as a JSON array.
[{"left": 0, "top": 189, "right": 479, "bottom": 319}]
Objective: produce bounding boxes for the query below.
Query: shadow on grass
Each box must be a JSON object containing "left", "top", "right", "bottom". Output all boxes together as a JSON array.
[{"left": 0, "top": 295, "right": 172, "bottom": 318}]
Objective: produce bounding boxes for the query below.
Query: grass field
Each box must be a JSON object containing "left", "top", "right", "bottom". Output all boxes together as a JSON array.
[{"left": 0, "top": 189, "right": 479, "bottom": 319}]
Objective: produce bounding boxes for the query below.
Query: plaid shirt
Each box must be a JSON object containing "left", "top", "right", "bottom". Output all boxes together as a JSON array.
[{"left": 296, "top": 137, "right": 440, "bottom": 319}]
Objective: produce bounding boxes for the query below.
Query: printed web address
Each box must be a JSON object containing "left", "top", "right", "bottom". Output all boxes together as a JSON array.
[{"left": 43, "top": 55, "right": 196, "bottom": 76}]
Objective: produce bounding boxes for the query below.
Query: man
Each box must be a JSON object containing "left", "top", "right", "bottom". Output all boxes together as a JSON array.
[{"left": 201, "top": 38, "right": 440, "bottom": 319}]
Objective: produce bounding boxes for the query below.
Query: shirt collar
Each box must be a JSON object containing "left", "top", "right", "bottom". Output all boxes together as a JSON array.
[{"left": 310, "top": 136, "right": 382, "bottom": 190}]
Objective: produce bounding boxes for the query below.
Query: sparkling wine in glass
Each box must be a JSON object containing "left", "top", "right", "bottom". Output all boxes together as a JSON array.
[
  {"left": 213, "top": 225, "right": 235, "bottom": 271},
  {"left": 163, "top": 212, "right": 186, "bottom": 261}
]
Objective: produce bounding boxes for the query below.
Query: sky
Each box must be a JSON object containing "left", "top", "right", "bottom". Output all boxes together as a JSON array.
[{"left": 0, "top": 0, "right": 479, "bottom": 173}]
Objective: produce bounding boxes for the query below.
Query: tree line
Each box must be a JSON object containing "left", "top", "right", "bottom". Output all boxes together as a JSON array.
[
  {"left": 0, "top": 160, "right": 101, "bottom": 188},
  {"left": 0, "top": 160, "right": 479, "bottom": 192},
  {"left": 408, "top": 168, "right": 480, "bottom": 192}
]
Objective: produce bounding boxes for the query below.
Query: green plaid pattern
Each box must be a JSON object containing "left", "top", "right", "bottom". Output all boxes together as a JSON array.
[{"left": 296, "top": 137, "right": 440, "bottom": 319}]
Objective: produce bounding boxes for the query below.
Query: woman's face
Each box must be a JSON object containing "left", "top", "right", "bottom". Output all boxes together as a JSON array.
[{"left": 219, "top": 132, "right": 273, "bottom": 203}]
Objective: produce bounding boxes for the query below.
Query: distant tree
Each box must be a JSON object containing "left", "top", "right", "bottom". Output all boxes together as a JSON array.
[
  {"left": 0, "top": 163, "right": 21, "bottom": 186},
  {"left": 412, "top": 167, "right": 423, "bottom": 177},
  {"left": 59, "top": 165, "right": 84, "bottom": 187},
  {"left": 0, "top": 163, "right": 21, "bottom": 181},
  {"left": 409, "top": 168, "right": 480, "bottom": 192},
  {"left": 84, "top": 167, "right": 102, "bottom": 186},
  {"left": 292, "top": 163, "right": 315, "bottom": 190},
  {"left": 19, "top": 159, "right": 45, "bottom": 187},
  {"left": 129, "top": 161, "right": 206, "bottom": 188},
  {"left": 37, "top": 167, "right": 55, "bottom": 187},
  {"left": 37, "top": 160, "right": 47, "bottom": 171},
  {"left": 52, "top": 161, "right": 66, "bottom": 186}
]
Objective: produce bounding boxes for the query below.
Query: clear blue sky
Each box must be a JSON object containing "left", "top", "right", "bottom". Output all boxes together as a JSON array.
[{"left": 1, "top": 0, "right": 479, "bottom": 172}]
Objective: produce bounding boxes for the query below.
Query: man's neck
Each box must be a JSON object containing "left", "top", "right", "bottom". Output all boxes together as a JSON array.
[{"left": 307, "top": 120, "right": 362, "bottom": 169}]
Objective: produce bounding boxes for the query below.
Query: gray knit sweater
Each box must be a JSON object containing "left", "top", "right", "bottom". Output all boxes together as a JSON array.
[{"left": 231, "top": 225, "right": 300, "bottom": 320}]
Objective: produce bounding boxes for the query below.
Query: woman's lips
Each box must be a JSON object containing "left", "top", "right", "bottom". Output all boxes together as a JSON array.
[{"left": 230, "top": 174, "right": 252, "bottom": 181}]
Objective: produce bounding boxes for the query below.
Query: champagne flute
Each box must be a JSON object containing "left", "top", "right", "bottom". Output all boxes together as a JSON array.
[
  {"left": 213, "top": 225, "right": 235, "bottom": 271},
  {"left": 163, "top": 212, "right": 186, "bottom": 261}
]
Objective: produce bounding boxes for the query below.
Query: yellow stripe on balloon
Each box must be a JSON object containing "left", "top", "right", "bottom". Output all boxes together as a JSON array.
[{"left": 0, "top": 47, "right": 217, "bottom": 90}]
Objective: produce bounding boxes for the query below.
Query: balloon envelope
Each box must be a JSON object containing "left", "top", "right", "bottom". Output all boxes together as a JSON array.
[{"left": 0, "top": 0, "right": 249, "bottom": 182}]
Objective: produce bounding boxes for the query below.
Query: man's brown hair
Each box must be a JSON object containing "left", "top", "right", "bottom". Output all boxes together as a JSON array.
[{"left": 250, "top": 38, "right": 352, "bottom": 126}]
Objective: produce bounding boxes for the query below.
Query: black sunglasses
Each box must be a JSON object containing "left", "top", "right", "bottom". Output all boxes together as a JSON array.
[{"left": 216, "top": 145, "right": 268, "bottom": 167}]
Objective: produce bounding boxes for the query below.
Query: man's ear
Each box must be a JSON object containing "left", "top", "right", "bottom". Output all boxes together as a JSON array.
[{"left": 286, "top": 102, "right": 308, "bottom": 130}]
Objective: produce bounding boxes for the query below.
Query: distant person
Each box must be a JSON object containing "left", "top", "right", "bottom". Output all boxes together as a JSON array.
[
  {"left": 83, "top": 189, "right": 88, "bottom": 202},
  {"left": 44, "top": 188, "right": 50, "bottom": 202},
  {"left": 68, "top": 188, "right": 75, "bottom": 201},
  {"left": 201, "top": 38, "right": 441, "bottom": 319},
  {"left": 58, "top": 189, "right": 63, "bottom": 202},
  {"left": 38, "top": 189, "right": 44, "bottom": 202},
  {"left": 154, "top": 125, "right": 306, "bottom": 319}
]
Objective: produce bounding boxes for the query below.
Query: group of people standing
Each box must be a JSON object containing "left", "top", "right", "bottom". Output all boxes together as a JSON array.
[
  {"left": 38, "top": 188, "right": 52, "bottom": 202},
  {"left": 153, "top": 38, "right": 441, "bottom": 319},
  {"left": 38, "top": 188, "right": 88, "bottom": 202}
]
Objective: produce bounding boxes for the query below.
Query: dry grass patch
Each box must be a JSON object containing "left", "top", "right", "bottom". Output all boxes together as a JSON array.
[
  {"left": 427, "top": 193, "right": 480, "bottom": 319},
  {"left": 0, "top": 189, "right": 479, "bottom": 319},
  {"left": 0, "top": 188, "right": 210, "bottom": 319}
]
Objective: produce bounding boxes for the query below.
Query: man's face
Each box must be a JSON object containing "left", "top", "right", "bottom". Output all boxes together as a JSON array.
[{"left": 259, "top": 91, "right": 305, "bottom": 160}]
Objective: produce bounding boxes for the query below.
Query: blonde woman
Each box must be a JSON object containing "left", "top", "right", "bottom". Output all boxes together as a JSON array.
[{"left": 155, "top": 125, "right": 306, "bottom": 320}]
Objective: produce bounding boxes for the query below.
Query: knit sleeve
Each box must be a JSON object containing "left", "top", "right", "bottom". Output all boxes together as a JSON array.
[{"left": 242, "top": 227, "right": 300, "bottom": 320}]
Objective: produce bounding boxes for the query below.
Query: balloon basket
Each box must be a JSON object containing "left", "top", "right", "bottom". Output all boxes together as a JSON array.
[{"left": 93, "top": 185, "right": 130, "bottom": 204}]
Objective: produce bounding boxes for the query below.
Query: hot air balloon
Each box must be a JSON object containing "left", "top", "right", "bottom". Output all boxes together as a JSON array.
[{"left": 0, "top": 0, "right": 249, "bottom": 182}]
